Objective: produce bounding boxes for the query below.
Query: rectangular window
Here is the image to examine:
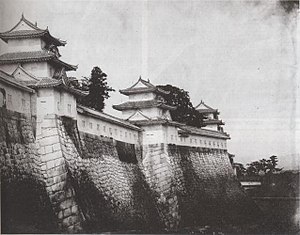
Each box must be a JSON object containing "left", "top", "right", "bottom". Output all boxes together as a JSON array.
[
  {"left": 115, "top": 129, "right": 118, "bottom": 136},
  {"left": 82, "top": 120, "right": 86, "bottom": 127},
  {"left": 125, "top": 132, "right": 127, "bottom": 138},
  {"left": 89, "top": 122, "right": 93, "bottom": 129},
  {"left": 190, "top": 138, "right": 193, "bottom": 143},
  {"left": 57, "top": 101, "right": 60, "bottom": 111},
  {"left": 22, "top": 98, "right": 25, "bottom": 107},
  {"left": 129, "top": 133, "right": 132, "bottom": 139},
  {"left": 67, "top": 104, "right": 71, "bottom": 113},
  {"left": 103, "top": 126, "right": 106, "bottom": 132},
  {"left": 97, "top": 124, "right": 100, "bottom": 131},
  {"left": 133, "top": 134, "right": 136, "bottom": 139},
  {"left": 109, "top": 127, "right": 112, "bottom": 135},
  {"left": 120, "top": 130, "right": 123, "bottom": 138}
]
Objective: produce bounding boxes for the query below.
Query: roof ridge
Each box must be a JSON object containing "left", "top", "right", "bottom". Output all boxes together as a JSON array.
[
  {"left": 195, "top": 100, "right": 215, "bottom": 110},
  {"left": 1, "top": 14, "right": 45, "bottom": 34}
]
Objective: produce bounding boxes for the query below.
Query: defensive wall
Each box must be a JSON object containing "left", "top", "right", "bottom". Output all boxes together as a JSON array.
[{"left": 0, "top": 104, "right": 259, "bottom": 233}]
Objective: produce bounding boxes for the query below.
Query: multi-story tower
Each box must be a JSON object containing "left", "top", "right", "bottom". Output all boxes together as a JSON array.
[
  {"left": 0, "top": 14, "right": 85, "bottom": 118},
  {"left": 114, "top": 78, "right": 230, "bottom": 147},
  {"left": 113, "top": 77, "right": 176, "bottom": 121},
  {"left": 195, "top": 100, "right": 225, "bottom": 132}
]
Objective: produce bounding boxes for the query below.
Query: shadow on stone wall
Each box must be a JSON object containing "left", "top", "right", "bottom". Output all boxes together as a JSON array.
[
  {"left": 0, "top": 108, "right": 58, "bottom": 233},
  {"left": 168, "top": 145, "right": 260, "bottom": 230},
  {"left": 61, "top": 116, "right": 162, "bottom": 233}
]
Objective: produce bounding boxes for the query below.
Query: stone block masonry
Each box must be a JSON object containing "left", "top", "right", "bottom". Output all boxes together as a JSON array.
[
  {"left": 0, "top": 108, "right": 58, "bottom": 233},
  {"left": 1, "top": 108, "right": 259, "bottom": 233},
  {"left": 58, "top": 116, "right": 161, "bottom": 232},
  {"left": 36, "top": 114, "right": 83, "bottom": 233}
]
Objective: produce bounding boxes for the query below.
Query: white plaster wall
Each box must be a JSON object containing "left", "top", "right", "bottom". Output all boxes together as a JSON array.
[
  {"left": 37, "top": 88, "right": 56, "bottom": 117},
  {"left": 23, "top": 62, "right": 50, "bottom": 77},
  {"left": 128, "top": 92, "right": 155, "bottom": 101},
  {"left": 202, "top": 124, "right": 218, "bottom": 131},
  {"left": 7, "top": 38, "right": 42, "bottom": 53},
  {"left": 166, "top": 125, "right": 227, "bottom": 150},
  {"left": 0, "top": 82, "right": 33, "bottom": 114},
  {"left": 142, "top": 124, "right": 166, "bottom": 144},
  {"left": 37, "top": 88, "right": 77, "bottom": 118},
  {"left": 55, "top": 90, "right": 77, "bottom": 118},
  {"left": 77, "top": 113, "right": 140, "bottom": 144},
  {"left": 122, "top": 107, "right": 161, "bottom": 120},
  {"left": 0, "top": 64, "right": 18, "bottom": 75}
]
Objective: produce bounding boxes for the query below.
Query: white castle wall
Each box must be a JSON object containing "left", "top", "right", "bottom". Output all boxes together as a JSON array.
[
  {"left": 123, "top": 107, "right": 162, "bottom": 120},
  {"left": 165, "top": 125, "right": 227, "bottom": 149},
  {"left": 128, "top": 92, "right": 155, "bottom": 101},
  {"left": 7, "top": 38, "right": 42, "bottom": 53},
  {"left": 0, "top": 81, "right": 36, "bottom": 115},
  {"left": 36, "top": 88, "right": 77, "bottom": 118},
  {"left": 77, "top": 111, "right": 140, "bottom": 145},
  {"left": 0, "top": 62, "right": 51, "bottom": 78}
]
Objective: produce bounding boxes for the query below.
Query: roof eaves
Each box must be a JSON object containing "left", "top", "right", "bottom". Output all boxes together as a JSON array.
[{"left": 0, "top": 70, "right": 35, "bottom": 93}]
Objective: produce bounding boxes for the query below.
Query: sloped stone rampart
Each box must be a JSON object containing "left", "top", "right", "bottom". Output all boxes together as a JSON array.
[
  {"left": 36, "top": 114, "right": 83, "bottom": 233},
  {"left": 0, "top": 108, "right": 58, "bottom": 233},
  {"left": 1, "top": 109, "right": 258, "bottom": 233},
  {"left": 58, "top": 117, "right": 161, "bottom": 232},
  {"left": 140, "top": 144, "right": 259, "bottom": 230}
]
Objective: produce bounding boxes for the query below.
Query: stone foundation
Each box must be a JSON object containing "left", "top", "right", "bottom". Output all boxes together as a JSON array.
[{"left": 0, "top": 109, "right": 259, "bottom": 233}]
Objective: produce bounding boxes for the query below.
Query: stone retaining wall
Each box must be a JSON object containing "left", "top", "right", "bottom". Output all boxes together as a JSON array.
[
  {"left": 1, "top": 109, "right": 258, "bottom": 233},
  {"left": 36, "top": 114, "right": 83, "bottom": 233},
  {"left": 0, "top": 108, "right": 58, "bottom": 233}
]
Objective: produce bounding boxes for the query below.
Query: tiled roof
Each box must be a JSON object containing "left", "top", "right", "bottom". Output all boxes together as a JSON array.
[
  {"left": 203, "top": 119, "right": 224, "bottom": 125},
  {"left": 195, "top": 100, "right": 218, "bottom": 113},
  {"left": 120, "top": 77, "right": 169, "bottom": 96},
  {"left": 129, "top": 118, "right": 182, "bottom": 127},
  {"left": 0, "top": 51, "right": 77, "bottom": 71},
  {"left": 27, "top": 76, "right": 87, "bottom": 97},
  {"left": 113, "top": 99, "right": 176, "bottom": 111},
  {"left": 0, "top": 15, "right": 66, "bottom": 46},
  {"left": 197, "top": 109, "right": 219, "bottom": 114},
  {"left": 28, "top": 77, "right": 62, "bottom": 88},
  {"left": 0, "top": 70, "right": 34, "bottom": 93},
  {"left": 179, "top": 125, "right": 230, "bottom": 139},
  {"left": 77, "top": 104, "right": 141, "bottom": 131}
]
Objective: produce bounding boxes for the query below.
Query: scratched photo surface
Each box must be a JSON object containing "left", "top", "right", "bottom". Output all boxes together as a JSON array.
[{"left": 0, "top": 0, "right": 299, "bottom": 234}]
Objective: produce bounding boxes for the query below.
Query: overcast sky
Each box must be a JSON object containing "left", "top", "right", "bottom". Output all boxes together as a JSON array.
[{"left": 0, "top": 0, "right": 299, "bottom": 169}]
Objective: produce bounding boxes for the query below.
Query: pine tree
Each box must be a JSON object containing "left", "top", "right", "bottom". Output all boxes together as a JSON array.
[{"left": 80, "top": 66, "right": 114, "bottom": 112}]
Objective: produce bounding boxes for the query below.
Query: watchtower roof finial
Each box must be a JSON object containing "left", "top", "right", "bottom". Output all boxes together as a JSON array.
[{"left": 21, "top": 12, "right": 24, "bottom": 19}]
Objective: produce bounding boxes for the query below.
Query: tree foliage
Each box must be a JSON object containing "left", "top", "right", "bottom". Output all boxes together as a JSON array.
[
  {"left": 157, "top": 84, "right": 204, "bottom": 127},
  {"left": 235, "top": 155, "right": 282, "bottom": 178},
  {"left": 77, "top": 66, "right": 114, "bottom": 112}
]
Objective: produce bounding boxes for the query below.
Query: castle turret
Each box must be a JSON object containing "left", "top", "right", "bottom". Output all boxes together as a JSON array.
[
  {"left": 195, "top": 100, "right": 224, "bottom": 132},
  {"left": 0, "top": 15, "right": 86, "bottom": 118},
  {"left": 0, "top": 14, "right": 77, "bottom": 77},
  {"left": 113, "top": 77, "right": 176, "bottom": 121}
]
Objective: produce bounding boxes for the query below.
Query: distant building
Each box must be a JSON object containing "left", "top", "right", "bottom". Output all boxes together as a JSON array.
[{"left": 195, "top": 100, "right": 225, "bottom": 132}]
